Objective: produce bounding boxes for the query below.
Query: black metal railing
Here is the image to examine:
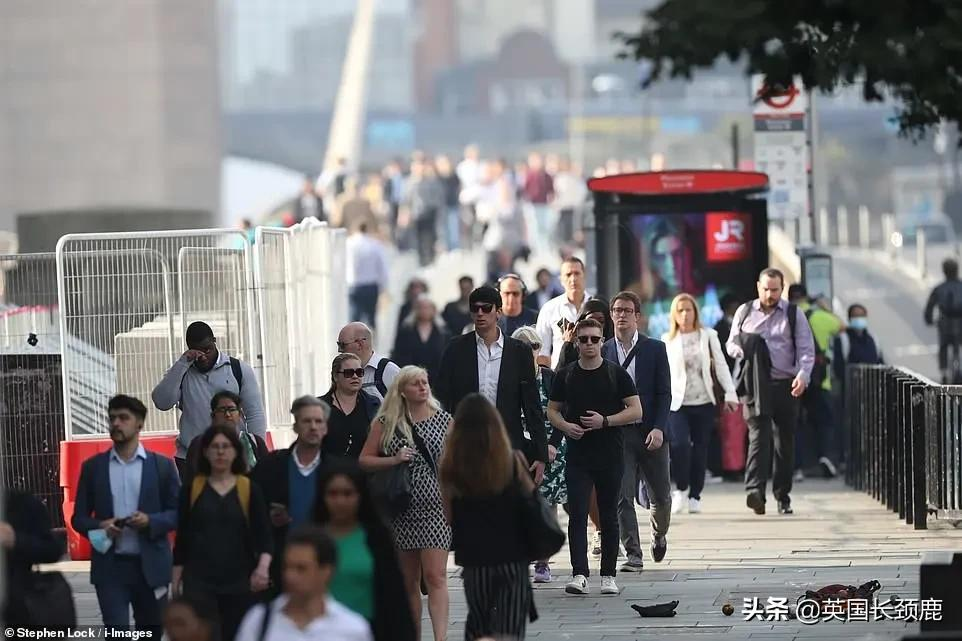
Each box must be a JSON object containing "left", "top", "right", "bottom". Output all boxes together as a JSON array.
[{"left": 846, "top": 365, "right": 962, "bottom": 529}]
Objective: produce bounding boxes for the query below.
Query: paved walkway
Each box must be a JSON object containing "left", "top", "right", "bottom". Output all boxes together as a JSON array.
[{"left": 53, "top": 478, "right": 962, "bottom": 639}]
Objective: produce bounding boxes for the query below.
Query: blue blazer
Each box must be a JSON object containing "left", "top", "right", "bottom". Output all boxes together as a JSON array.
[
  {"left": 602, "top": 335, "right": 672, "bottom": 432},
  {"left": 72, "top": 449, "right": 180, "bottom": 587}
]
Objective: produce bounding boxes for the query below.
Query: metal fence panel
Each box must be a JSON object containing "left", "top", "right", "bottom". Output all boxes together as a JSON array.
[
  {"left": 56, "top": 230, "right": 254, "bottom": 438},
  {"left": 0, "top": 252, "right": 65, "bottom": 525}
]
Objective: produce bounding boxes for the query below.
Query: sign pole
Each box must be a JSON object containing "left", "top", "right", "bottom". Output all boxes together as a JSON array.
[{"left": 807, "top": 90, "right": 818, "bottom": 246}]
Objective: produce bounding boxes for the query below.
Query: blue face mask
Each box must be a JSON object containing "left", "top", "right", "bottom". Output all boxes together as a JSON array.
[
  {"left": 849, "top": 317, "right": 868, "bottom": 331},
  {"left": 88, "top": 528, "right": 113, "bottom": 554}
]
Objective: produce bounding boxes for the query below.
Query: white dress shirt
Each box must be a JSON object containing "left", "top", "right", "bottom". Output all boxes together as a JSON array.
[
  {"left": 235, "top": 596, "right": 373, "bottom": 641},
  {"left": 476, "top": 330, "right": 504, "bottom": 406},
  {"left": 346, "top": 233, "right": 389, "bottom": 287},
  {"left": 615, "top": 330, "right": 639, "bottom": 385},
  {"left": 361, "top": 352, "right": 400, "bottom": 402},
  {"left": 109, "top": 444, "right": 146, "bottom": 555},
  {"left": 535, "top": 291, "right": 590, "bottom": 369}
]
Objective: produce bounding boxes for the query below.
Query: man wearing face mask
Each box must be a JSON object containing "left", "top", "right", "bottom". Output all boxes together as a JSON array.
[
  {"left": 152, "top": 321, "right": 266, "bottom": 479},
  {"left": 833, "top": 305, "right": 883, "bottom": 463}
]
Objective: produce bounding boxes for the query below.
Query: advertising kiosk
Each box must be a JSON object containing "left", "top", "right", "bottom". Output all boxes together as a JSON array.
[{"left": 588, "top": 170, "right": 770, "bottom": 337}]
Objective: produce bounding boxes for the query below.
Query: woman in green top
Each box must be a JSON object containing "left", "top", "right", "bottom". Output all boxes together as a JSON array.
[{"left": 312, "top": 460, "right": 416, "bottom": 641}]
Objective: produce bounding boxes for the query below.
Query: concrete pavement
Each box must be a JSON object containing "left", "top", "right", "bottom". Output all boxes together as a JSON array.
[{"left": 53, "top": 478, "right": 962, "bottom": 639}]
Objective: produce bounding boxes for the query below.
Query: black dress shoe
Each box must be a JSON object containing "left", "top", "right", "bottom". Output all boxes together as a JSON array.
[
  {"left": 777, "top": 499, "right": 793, "bottom": 515},
  {"left": 746, "top": 491, "right": 766, "bottom": 515},
  {"left": 651, "top": 535, "right": 667, "bottom": 562}
]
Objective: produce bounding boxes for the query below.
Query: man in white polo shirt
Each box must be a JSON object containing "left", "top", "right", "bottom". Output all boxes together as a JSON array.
[
  {"left": 336, "top": 322, "right": 400, "bottom": 402},
  {"left": 535, "top": 256, "right": 590, "bottom": 369}
]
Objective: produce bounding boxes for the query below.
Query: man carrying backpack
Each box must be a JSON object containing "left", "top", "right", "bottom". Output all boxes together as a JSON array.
[
  {"left": 924, "top": 258, "right": 962, "bottom": 383},
  {"left": 727, "top": 269, "right": 815, "bottom": 516},
  {"left": 152, "top": 321, "right": 266, "bottom": 479},
  {"left": 337, "top": 322, "right": 400, "bottom": 402}
]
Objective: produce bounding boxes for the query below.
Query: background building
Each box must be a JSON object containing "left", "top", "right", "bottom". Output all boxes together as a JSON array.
[{"left": 0, "top": 0, "right": 221, "bottom": 235}]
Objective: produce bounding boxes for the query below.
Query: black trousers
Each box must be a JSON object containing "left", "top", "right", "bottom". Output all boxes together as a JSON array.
[
  {"left": 566, "top": 459, "right": 623, "bottom": 577},
  {"left": 349, "top": 283, "right": 380, "bottom": 330},
  {"left": 745, "top": 379, "right": 800, "bottom": 502},
  {"left": 415, "top": 211, "right": 438, "bottom": 266}
]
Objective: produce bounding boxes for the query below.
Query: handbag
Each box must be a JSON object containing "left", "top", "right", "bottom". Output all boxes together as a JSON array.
[
  {"left": 23, "top": 570, "right": 77, "bottom": 627},
  {"left": 515, "top": 452, "right": 565, "bottom": 561},
  {"left": 371, "top": 462, "right": 411, "bottom": 519}
]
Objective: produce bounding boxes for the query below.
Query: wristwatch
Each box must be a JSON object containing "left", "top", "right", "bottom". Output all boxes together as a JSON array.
[{"left": 602, "top": 416, "right": 609, "bottom": 429}]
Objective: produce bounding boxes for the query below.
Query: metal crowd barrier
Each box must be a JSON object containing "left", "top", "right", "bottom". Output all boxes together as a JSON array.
[{"left": 846, "top": 365, "right": 962, "bottom": 529}]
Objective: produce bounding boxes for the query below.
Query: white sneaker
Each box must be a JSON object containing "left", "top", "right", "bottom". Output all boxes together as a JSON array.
[
  {"left": 600, "top": 576, "right": 620, "bottom": 595},
  {"left": 688, "top": 498, "right": 702, "bottom": 514},
  {"left": 794, "top": 469, "right": 805, "bottom": 483},
  {"left": 671, "top": 489, "right": 687, "bottom": 514},
  {"left": 565, "top": 574, "right": 589, "bottom": 595}
]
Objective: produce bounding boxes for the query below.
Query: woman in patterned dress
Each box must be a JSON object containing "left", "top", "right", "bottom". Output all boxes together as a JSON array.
[
  {"left": 512, "top": 326, "right": 567, "bottom": 584},
  {"left": 359, "top": 365, "right": 452, "bottom": 641}
]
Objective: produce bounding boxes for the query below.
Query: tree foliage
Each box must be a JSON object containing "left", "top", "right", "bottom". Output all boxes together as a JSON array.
[{"left": 616, "top": 0, "right": 962, "bottom": 140}]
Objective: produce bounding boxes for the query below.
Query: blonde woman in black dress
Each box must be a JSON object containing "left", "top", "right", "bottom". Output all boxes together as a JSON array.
[{"left": 360, "top": 365, "right": 452, "bottom": 641}]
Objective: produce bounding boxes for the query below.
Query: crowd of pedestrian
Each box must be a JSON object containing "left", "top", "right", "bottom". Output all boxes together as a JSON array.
[{"left": 12, "top": 235, "right": 883, "bottom": 641}]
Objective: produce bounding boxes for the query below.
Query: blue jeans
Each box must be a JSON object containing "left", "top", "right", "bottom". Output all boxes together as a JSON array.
[
  {"left": 94, "top": 555, "right": 164, "bottom": 636},
  {"left": 668, "top": 403, "right": 716, "bottom": 500}
]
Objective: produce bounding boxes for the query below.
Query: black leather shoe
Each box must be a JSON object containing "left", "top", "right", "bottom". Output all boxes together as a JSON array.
[
  {"left": 746, "top": 491, "right": 766, "bottom": 515},
  {"left": 777, "top": 499, "right": 793, "bottom": 515},
  {"left": 651, "top": 535, "right": 667, "bottom": 563}
]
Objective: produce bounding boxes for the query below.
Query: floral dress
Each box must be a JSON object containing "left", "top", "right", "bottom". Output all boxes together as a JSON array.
[{"left": 535, "top": 367, "right": 567, "bottom": 505}]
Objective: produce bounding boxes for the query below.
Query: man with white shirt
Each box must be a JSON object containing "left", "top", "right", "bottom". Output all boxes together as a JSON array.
[
  {"left": 600, "top": 291, "right": 673, "bottom": 573},
  {"left": 235, "top": 526, "right": 372, "bottom": 641},
  {"left": 346, "top": 223, "right": 389, "bottom": 330},
  {"left": 436, "top": 286, "right": 547, "bottom": 481},
  {"left": 536, "top": 256, "right": 590, "bottom": 368},
  {"left": 336, "top": 322, "right": 400, "bottom": 403}
]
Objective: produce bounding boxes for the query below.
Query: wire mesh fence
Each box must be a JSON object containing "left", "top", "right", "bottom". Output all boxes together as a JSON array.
[
  {"left": 56, "top": 230, "right": 255, "bottom": 437},
  {"left": 0, "top": 252, "right": 65, "bottom": 525}
]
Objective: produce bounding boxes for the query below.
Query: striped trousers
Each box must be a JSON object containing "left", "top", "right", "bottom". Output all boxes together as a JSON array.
[{"left": 462, "top": 561, "right": 535, "bottom": 641}]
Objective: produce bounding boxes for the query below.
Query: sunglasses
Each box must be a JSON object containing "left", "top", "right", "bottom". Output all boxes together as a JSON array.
[
  {"left": 577, "top": 335, "right": 603, "bottom": 345},
  {"left": 338, "top": 368, "right": 365, "bottom": 378},
  {"left": 470, "top": 303, "right": 495, "bottom": 314}
]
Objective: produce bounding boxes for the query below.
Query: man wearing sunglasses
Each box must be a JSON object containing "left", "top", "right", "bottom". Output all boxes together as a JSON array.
[
  {"left": 547, "top": 318, "right": 642, "bottom": 597},
  {"left": 182, "top": 390, "right": 270, "bottom": 486},
  {"left": 153, "top": 321, "right": 266, "bottom": 479},
  {"left": 436, "top": 286, "right": 548, "bottom": 482}
]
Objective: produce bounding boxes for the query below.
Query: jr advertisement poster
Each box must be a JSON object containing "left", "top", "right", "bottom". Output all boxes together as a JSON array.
[{"left": 627, "top": 211, "right": 754, "bottom": 337}]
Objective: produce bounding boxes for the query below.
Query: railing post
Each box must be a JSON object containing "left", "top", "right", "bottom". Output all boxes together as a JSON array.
[
  {"left": 881, "top": 213, "right": 896, "bottom": 260},
  {"left": 837, "top": 205, "right": 849, "bottom": 247},
  {"left": 859, "top": 205, "right": 871, "bottom": 249},
  {"left": 917, "top": 227, "right": 927, "bottom": 279},
  {"left": 911, "top": 385, "right": 927, "bottom": 528},
  {"left": 819, "top": 207, "right": 830, "bottom": 246}
]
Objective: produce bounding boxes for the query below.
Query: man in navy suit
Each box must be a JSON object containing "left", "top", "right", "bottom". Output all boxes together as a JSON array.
[
  {"left": 73, "top": 395, "right": 180, "bottom": 635},
  {"left": 602, "top": 291, "right": 673, "bottom": 572}
]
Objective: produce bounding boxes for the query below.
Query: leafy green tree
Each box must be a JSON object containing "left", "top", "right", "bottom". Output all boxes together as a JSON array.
[{"left": 616, "top": 0, "right": 962, "bottom": 140}]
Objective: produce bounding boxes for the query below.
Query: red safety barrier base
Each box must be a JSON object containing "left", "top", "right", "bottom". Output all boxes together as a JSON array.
[
  {"left": 61, "top": 435, "right": 177, "bottom": 561},
  {"left": 61, "top": 431, "right": 277, "bottom": 560}
]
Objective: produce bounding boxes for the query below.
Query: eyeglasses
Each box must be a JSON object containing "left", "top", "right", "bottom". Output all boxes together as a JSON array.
[
  {"left": 336, "top": 337, "right": 365, "bottom": 351},
  {"left": 338, "top": 368, "right": 365, "bottom": 378},
  {"left": 470, "top": 303, "right": 495, "bottom": 314},
  {"left": 213, "top": 407, "right": 240, "bottom": 416},
  {"left": 610, "top": 306, "right": 636, "bottom": 316},
  {"left": 577, "top": 335, "right": 603, "bottom": 345}
]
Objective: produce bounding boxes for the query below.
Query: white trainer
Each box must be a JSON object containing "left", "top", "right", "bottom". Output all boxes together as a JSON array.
[
  {"left": 671, "top": 489, "right": 687, "bottom": 514},
  {"left": 600, "top": 576, "right": 620, "bottom": 595},
  {"left": 688, "top": 498, "right": 702, "bottom": 514},
  {"left": 565, "top": 574, "right": 589, "bottom": 595}
]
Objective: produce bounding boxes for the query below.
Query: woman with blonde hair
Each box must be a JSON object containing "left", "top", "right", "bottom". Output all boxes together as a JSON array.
[
  {"left": 662, "top": 293, "right": 738, "bottom": 514},
  {"left": 359, "top": 365, "right": 452, "bottom": 641},
  {"left": 441, "top": 393, "right": 538, "bottom": 641}
]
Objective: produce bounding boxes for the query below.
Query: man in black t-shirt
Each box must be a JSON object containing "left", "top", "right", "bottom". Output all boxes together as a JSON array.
[{"left": 548, "top": 318, "right": 641, "bottom": 596}]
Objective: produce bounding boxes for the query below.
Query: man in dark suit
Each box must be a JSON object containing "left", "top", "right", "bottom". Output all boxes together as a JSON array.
[
  {"left": 72, "top": 395, "right": 180, "bottom": 636},
  {"left": 436, "top": 285, "right": 548, "bottom": 482},
  {"left": 601, "top": 291, "right": 673, "bottom": 572}
]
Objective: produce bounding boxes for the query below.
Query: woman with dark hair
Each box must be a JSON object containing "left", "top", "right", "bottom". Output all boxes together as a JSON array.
[
  {"left": 440, "top": 394, "right": 538, "bottom": 641},
  {"left": 312, "top": 461, "right": 416, "bottom": 641},
  {"left": 163, "top": 593, "right": 220, "bottom": 641},
  {"left": 557, "top": 297, "right": 613, "bottom": 368},
  {"left": 392, "top": 294, "right": 449, "bottom": 382},
  {"left": 321, "top": 353, "right": 381, "bottom": 460},
  {"left": 172, "top": 425, "right": 273, "bottom": 641}
]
